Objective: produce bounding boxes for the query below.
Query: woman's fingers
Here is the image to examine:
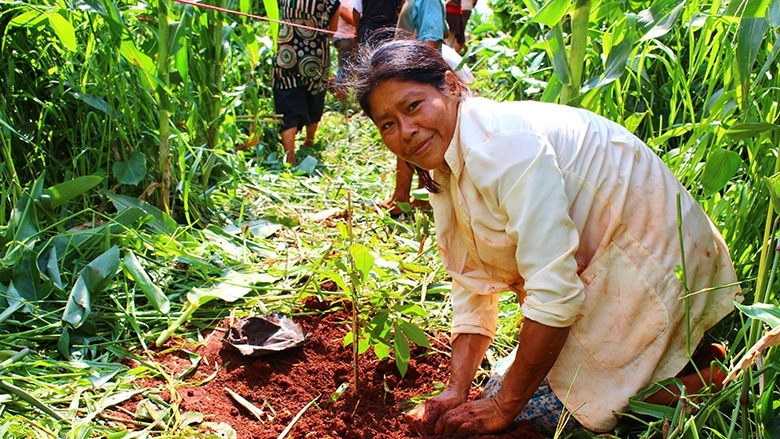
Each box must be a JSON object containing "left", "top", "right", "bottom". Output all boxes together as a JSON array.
[
  {"left": 434, "top": 398, "right": 515, "bottom": 436},
  {"left": 405, "top": 389, "right": 467, "bottom": 436}
]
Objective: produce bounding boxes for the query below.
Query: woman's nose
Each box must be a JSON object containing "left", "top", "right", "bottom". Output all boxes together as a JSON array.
[{"left": 399, "top": 117, "right": 417, "bottom": 141}]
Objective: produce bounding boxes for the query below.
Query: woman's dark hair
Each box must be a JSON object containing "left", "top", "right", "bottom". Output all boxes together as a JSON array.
[{"left": 350, "top": 39, "right": 470, "bottom": 193}]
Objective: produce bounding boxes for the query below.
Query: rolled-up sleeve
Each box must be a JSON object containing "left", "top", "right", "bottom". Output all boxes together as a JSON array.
[
  {"left": 450, "top": 280, "right": 499, "bottom": 340},
  {"left": 467, "top": 130, "right": 585, "bottom": 327}
]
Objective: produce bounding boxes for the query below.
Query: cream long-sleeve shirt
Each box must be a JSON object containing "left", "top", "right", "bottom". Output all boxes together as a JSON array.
[{"left": 430, "top": 97, "right": 740, "bottom": 431}]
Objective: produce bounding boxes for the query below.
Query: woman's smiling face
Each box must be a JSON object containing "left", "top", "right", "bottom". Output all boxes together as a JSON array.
[{"left": 367, "top": 72, "right": 460, "bottom": 170}]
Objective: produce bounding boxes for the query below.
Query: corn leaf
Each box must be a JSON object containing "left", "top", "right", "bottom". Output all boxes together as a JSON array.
[
  {"left": 47, "top": 10, "right": 77, "bottom": 52},
  {"left": 123, "top": 252, "right": 170, "bottom": 314},
  {"left": 532, "top": 0, "right": 572, "bottom": 27},
  {"left": 62, "top": 246, "right": 121, "bottom": 328},
  {"left": 41, "top": 175, "right": 103, "bottom": 210}
]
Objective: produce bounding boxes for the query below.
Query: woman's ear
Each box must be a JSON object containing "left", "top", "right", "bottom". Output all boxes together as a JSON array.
[{"left": 444, "top": 71, "right": 461, "bottom": 98}]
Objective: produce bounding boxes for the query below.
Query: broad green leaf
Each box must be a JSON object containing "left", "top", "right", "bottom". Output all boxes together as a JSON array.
[
  {"left": 358, "top": 335, "right": 371, "bottom": 354},
  {"left": 325, "top": 270, "right": 350, "bottom": 294},
  {"left": 123, "top": 252, "right": 170, "bottom": 314},
  {"left": 636, "top": 0, "right": 686, "bottom": 41},
  {"left": 532, "top": 0, "right": 572, "bottom": 26},
  {"left": 73, "top": 0, "right": 107, "bottom": 16},
  {"left": 119, "top": 40, "right": 158, "bottom": 87},
  {"left": 701, "top": 149, "right": 742, "bottom": 196},
  {"left": 57, "top": 326, "right": 70, "bottom": 358},
  {"left": 398, "top": 320, "right": 431, "bottom": 348},
  {"left": 726, "top": 122, "right": 780, "bottom": 140},
  {"left": 757, "top": 30, "right": 780, "bottom": 82},
  {"left": 725, "top": 0, "right": 773, "bottom": 17},
  {"left": 735, "top": 301, "right": 780, "bottom": 327},
  {"left": 44, "top": 246, "right": 63, "bottom": 290},
  {"left": 735, "top": 18, "right": 769, "bottom": 93},
  {"left": 6, "top": 249, "right": 53, "bottom": 312},
  {"left": 764, "top": 172, "right": 780, "bottom": 214},
  {"left": 69, "top": 91, "right": 111, "bottom": 114},
  {"left": 63, "top": 246, "right": 121, "bottom": 328},
  {"left": 186, "top": 270, "right": 277, "bottom": 307},
  {"left": 349, "top": 244, "right": 375, "bottom": 284},
  {"left": 583, "top": 39, "right": 632, "bottom": 91},
  {"left": 42, "top": 175, "right": 103, "bottom": 210},
  {"left": 393, "top": 323, "right": 411, "bottom": 378},
  {"left": 343, "top": 330, "right": 354, "bottom": 347},
  {"left": 10, "top": 9, "right": 47, "bottom": 28},
  {"left": 373, "top": 341, "right": 390, "bottom": 360},
  {"left": 47, "top": 11, "right": 77, "bottom": 52},
  {"left": 544, "top": 27, "right": 571, "bottom": 86},
  {"left": 771, "top": 0, "right": 780, "bottom": 26},
  {"left": 106, "top": 192, "right": 179, "bottom": 235},
  {"left": 262, "top": 0, "right": 279, "bottom": 49},
  {"left": 113, "top": 151, "right": 147, "bottom": 185},
  {"left": 337, "top": 222, "right": 349, "bottom": 239},
  {"left": 295, "top": 156, "right": 318, "bottom": 175},
  {"left": 394, "top": 303, "right": 428, "bottom": 317},
  {"left": 5, "top": 176, "right": 45, "bottom": 253}
]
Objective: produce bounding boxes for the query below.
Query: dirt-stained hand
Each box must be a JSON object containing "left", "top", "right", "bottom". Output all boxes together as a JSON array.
[
  {"left": 434, "top": 397, "right": 516, "bottom": 436},
  {"left": 405, "top": 387, "right": 467, "bottom": 437}
]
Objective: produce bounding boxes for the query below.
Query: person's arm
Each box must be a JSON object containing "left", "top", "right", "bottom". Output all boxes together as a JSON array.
[
  {"left": 436, "top": 320, "right": 570, "bottom": 435},
  {"left": 406, "top": 333, "right": 492, "bottom": 435},
  {"left": 352, "top": 9, "right": 361, "bottom": 34},
  {"left": 339, "top": 5, "right": 355, "bottom": 26}
]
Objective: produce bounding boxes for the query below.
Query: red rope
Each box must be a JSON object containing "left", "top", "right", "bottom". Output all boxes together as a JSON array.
[{"left": 172, "top": 0, "right": 339, "bottom": 35}]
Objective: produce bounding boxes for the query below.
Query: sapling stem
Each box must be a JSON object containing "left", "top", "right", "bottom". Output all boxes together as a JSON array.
[{"left": 346, "top": 192, "right": 360, "bottom": 394}]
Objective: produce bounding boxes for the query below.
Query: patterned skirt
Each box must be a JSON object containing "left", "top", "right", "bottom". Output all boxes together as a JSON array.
[{"left": 481, "top": 347, "right": 582, "bottom": 433}]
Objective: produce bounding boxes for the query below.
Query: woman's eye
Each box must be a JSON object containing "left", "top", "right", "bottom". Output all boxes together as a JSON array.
[
  {"left": 408, "top": 101, "right": 420, "bottom": 112},
  {"left": 381, "top": 121, "right": 394, "bottom": 131}
]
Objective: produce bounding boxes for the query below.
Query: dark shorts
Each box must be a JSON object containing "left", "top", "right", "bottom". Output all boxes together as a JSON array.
[
  {"left": 446, "top": 12, "right": 465, "bottom": 46},
  {"left": 273, "top": 86, "right": 326, "bottom": 132}
]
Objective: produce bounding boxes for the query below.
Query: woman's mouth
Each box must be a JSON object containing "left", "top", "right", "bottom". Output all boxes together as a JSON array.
[{"left": 409, "top": 137, "right": 432, "bottom": 157}]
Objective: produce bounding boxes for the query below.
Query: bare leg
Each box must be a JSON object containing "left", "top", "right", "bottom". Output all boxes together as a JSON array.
[
  {"left": 303, "top": 122, "right": 319, "bottom": 147},
  {"left": 281, "top": 126, "right": 298, "bottom": 165}
]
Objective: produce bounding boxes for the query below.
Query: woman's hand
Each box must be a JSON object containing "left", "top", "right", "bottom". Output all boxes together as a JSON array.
[
  {"left": 406, "top": 386, "right": 468, "bottom": 436},
  {"left": 433, "top": 396, "right": 518, "bottom": 436},
  {"left": 407, "top": 333, "right": 493, "bottom": 436}
]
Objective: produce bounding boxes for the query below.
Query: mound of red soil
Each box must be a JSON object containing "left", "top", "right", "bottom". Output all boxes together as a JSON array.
[{"left": 125, "top": 307, "right": 545, "bottom": 439}]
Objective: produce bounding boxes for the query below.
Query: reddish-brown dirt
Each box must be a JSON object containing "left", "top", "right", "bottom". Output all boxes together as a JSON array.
[{"left": 122, "top": 300, "right": 546, "bottom": 439}]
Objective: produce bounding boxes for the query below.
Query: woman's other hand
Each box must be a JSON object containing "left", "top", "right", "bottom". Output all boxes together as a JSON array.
[
  {"left": 434, "top": 396, "right": 517, "bottom": 436},
  {"left": 406, "top": 386, "right": 467, "bottom": 436}
]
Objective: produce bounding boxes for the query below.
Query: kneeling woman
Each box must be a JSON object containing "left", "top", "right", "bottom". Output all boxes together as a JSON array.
[{"left": 352, "top": 39, "right": 741, "bottom": 436}]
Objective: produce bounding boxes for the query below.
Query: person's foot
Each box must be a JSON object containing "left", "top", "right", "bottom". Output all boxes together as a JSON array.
[{"left": 303, "top": 137, "right": 314, "bottom": 148}]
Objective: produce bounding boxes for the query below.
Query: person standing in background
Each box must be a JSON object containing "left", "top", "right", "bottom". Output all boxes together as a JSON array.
[
  {"left": 273, "top": 0, "right": 341, "bottom": 165},
  {"left": 461, "top": 0, "right": 476, "bottom": 29},
  {"left": 352, "top": 0, "right": 403, "bottom": 45},
  {"left": 444, "top": 0, "right": 464, "bottom": 53},
  {"left": 331, "top": 0, "right": 356, "bottom": 100}
]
